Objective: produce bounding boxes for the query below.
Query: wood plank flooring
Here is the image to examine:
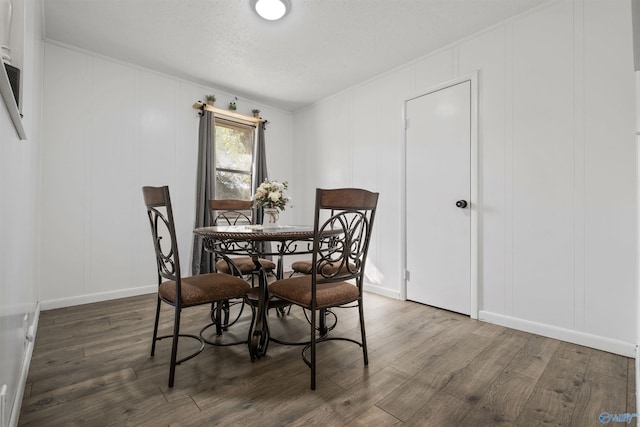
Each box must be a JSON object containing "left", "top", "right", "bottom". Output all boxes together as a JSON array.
[{"left": 19, "top": 292, "right": 635, "bottom": 426}]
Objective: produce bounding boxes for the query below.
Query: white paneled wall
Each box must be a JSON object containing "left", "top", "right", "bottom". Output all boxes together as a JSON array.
[
  {"left": 41, "top": 46, "right": 88, "bottom": 303},
  {"left": 582, "top": 0, "right": 637, "bottom": 341},
  {"left": 511, "top": 1, "right": 575, "bottom": 329},
  {"left": 40, "top": 43, "right": 294, "bottom": 308},
  {"left": 293, "top": 0, "right": 637, "bottom": 355},
  {"left": 459, "top": 24, "right": 508, "bottom": 315},
  {"left": 0, "top": 0, "right": 43, "bottom": 424}
]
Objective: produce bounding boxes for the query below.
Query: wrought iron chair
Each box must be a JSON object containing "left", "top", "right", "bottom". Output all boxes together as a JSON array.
[
  {"left": 268, "top": 188, "right": 379, "bottom": 390},
  {"left": 289, "top": 209, "right": 341, "bottom": 277},
  {"left": 288, "top": 210, "right": 348, "bottom": 330},
  {"left": 209, "top": 199, "right": 276, "bottom": 278},
  {"left": 142, "top": 186, "right": 251, "bottom": 388},
  {"left": 289, "top": 259, "right": 352, "bottom": 276},
  {"left": 208, "top": 199, "right": 278, "bottom": 329}
]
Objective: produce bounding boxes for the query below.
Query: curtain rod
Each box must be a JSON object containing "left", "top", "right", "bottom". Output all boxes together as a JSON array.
[{"left": 192, "top": 101, "right": 267, "bottom": 126}]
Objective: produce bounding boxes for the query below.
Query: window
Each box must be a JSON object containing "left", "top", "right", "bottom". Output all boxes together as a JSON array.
[{"left": 214, "top": 118, "right": 255, "bottom": 200}]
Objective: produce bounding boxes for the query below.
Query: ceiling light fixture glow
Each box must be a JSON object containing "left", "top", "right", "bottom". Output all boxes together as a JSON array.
[{"left": 254, "top": 0, "right": 289, "bottom": 21}]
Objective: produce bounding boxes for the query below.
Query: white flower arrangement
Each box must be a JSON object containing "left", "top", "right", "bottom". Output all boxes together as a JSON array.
[{"left": 252, "top": 179, "right": 290, "bottom": 211}]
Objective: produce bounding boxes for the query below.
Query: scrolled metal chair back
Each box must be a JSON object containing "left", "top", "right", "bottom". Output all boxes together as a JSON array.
[
  {"left": 312, "top": 188, "right": 379, "bottom": 283},
  {"left": 210, "top": 199, "right": 254, "bottom": 226},
  {"left": 143, "top": 186, "right": 181, "bottom": 282}
]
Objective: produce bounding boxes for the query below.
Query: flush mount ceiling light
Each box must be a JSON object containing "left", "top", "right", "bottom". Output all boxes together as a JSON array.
[{"left": 252, "top": 0, "right": 290, "bottom": 21}]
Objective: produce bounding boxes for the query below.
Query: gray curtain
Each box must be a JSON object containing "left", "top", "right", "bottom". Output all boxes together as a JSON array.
[
  {"left": 253, "top": 122, "right": 269, "bottom": 224},
  {"left": 191, "top": 110, "right": 216, "bottom": 275},
  {"left": 192, "top": 115, "right": 268, "bottom": 274},
  {"left": 253, "top": 122, "right": 272, "bottom": 257}
]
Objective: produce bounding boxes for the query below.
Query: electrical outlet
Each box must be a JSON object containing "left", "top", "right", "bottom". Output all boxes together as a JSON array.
[{"left": 1, "top": 384, "right": 7, "bottom": 427}]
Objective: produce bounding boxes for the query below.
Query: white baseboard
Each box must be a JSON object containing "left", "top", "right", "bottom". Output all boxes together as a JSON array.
[
  {"left": 480, "top": 310, "right": 636, "bottom": 358},
  {"left": 636, "top": 345, "right": 640, "bottom": 426},
  {"left": 363, "top": 283, "right": 401, "bottom": 300},
  {"left": 40, "top": 285, "right": 157, "bottom": 311},
  {"left": 9, "top": 302, "right": 40, "bottom": 427}
]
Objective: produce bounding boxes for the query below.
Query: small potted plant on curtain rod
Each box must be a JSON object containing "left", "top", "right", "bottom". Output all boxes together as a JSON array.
[
  {"left": 205, "top": 94, "right": 215, "bottom": 106},
  {"left": 229, "top": 96, "right": 237, "bottom": 111}
]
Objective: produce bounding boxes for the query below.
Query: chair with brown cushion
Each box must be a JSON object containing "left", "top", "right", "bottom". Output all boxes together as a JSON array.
[
  {"left": 289, "top": 209, "right": 339, "bottom": 277},
  {"left": 289, "top": 259, "right": 313, "bottom": 275},
  {"left": 268, "top": 188, "right": 379, "bottom": 390},
  {"left": 290, "top": 259, "right": 354, "bottom": 276},
  {"left": 211, "top": 199, "right": 294, "bottom": 319},
  {"left": 288, "top": 211, "right": 349, "bottom": 329},
  {"left": 209, "top": 199, "right": 276, "bottom": 278},
  {"left": 208, "top": 199, "right": 278, "bottom": 328},
  {"left": 143, "top": 186, "right": 251, "bottom": 388}
]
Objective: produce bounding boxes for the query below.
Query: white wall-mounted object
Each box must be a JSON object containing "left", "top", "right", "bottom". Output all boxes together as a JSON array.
[
  {"left": 0, "top": 0, "right": 13, "bottom": 63},
  {"left": 0, "top": 64, "right": 23, "bottom": 138},
  {"left": 0, "top": 0, "right": 25, "bottom": 139}
]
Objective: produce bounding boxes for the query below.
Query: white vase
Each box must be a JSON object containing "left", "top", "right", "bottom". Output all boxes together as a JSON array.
[{"left": 263, "top": 208, "right": 279, "bottom": 229}]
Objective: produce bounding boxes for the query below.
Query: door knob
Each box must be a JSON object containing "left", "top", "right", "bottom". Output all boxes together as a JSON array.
[{"left": 456, "top": 200, "right": 468, "bottom": 209}]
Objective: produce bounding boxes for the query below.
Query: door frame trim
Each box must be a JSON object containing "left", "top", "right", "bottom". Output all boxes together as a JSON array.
[{"left": 401, "top": 71, "right": 479, "bottom": 319}]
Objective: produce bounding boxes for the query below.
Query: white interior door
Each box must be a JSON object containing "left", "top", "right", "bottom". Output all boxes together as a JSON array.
[{"left": 406, "top": 80, "right": 472, "bottom": 315}]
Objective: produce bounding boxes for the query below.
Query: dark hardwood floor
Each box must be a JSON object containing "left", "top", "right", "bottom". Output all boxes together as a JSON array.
[{"left": 19, "top": 292, "right": 635, "bottom": 426}]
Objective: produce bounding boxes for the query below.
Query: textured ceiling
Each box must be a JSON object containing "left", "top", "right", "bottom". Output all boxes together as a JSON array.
[{"left": 44, "top": 0, "right": 548, "bottom": 111}]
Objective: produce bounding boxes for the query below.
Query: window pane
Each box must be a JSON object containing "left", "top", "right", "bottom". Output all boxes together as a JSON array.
[
  {"left": 215, "top": 122, "right": 253, "bottom": 172},
  {"left": 215, "top": 171, "right": 252, "bottom": 200}
]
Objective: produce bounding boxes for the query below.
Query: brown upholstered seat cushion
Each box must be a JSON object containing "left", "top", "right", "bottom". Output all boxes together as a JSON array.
[
  {"left": 290, "top": 260, "right": 314, "bottom": 274},
  {"left": 216, "top": 257, "right": 276, "bottom": 275},
  {"left": 269, "top": 275, "right": 359, "bottom": 309},
  {"left": 159, "top": 273, "right": 251, "bottom": 307},
  {"left": 290, "top": 260, "right": 355, "bottom": 276}
]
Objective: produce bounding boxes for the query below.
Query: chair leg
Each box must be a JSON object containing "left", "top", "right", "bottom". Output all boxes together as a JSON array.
[
  {"left": 214, "top": 302, "right": 224, "bottom": 336},
  {"left": 310, "top": 307, "right": 317, "bottom": 390},
  {"left": 358, "top": 299, "right": 368, "bottom": 366},
  {"left": 246, "top": 296, "right": 256, "bottom": 361},
  {"left": 150, "top": 296, "right": 161, "bottom": 357},
  {"left": 318, "top": 308, "right": 328, "bottom": 337},
  {"left": 222, "top": 299, "right": 230, "bottom": 331},
  {"left": 168, "top": 305, "right": 181, "bottom": 388}
]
